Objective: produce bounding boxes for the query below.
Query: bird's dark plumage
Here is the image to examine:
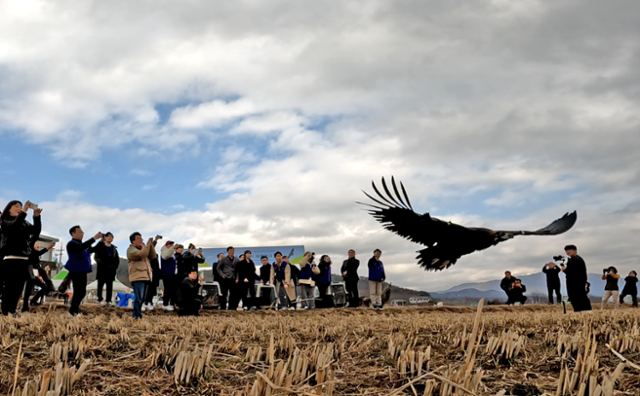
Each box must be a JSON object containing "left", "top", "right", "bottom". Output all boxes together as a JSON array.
[{"left": 358, "top": 177, "right": 577, "bottom": 271}]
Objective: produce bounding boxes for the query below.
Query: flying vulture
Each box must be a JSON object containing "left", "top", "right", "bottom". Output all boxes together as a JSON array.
[{"left": 358, "top": 177, "right": 577, "bottom": 271}]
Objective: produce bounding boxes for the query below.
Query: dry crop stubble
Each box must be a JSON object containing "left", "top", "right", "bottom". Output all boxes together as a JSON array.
[{"left": 1, "top": 304, "right": 639, "bottom": 395}]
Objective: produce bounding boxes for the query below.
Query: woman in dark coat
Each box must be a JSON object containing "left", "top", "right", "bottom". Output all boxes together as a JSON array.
[
  {"left": 89, "top": 232, "right": 120, "bottom": 306},
  {"left": 620, "top": 271, "right": 638, "bottom": 308},
  {"left": 0, "top": 200, "right": 42, "bottom": 315}
]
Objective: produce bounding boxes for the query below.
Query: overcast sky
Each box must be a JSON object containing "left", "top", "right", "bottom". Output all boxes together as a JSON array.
[{"left": 1, "top": 0, "right": 639, "bottom": 292}]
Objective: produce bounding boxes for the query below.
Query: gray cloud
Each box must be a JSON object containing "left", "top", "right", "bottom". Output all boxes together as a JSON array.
[{"left": 2, "top": 0, "right": 640, "bottom": 290}]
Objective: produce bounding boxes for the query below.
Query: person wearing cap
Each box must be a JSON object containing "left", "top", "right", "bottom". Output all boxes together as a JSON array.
[
  {"left": 619, "top": 271, "right": 638, "bottom": 308},
  {"left": 601, "top": 266, "right": 621, "bottom": 310}
]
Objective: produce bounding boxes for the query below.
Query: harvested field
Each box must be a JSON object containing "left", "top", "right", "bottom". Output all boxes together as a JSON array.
[{"left": 1, "top": 302, "right": 639, "bottom": 395}]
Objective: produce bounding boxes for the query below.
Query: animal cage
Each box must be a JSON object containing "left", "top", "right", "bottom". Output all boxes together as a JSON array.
[
  {"left": 256, "top": 284, "right": 277, "bottom": 308},
  {"left": 200, "top": 282, "right": 222, "bottom": 309},
  {"left": 330, "top": 282, "right": 347, "bottom": 307}
]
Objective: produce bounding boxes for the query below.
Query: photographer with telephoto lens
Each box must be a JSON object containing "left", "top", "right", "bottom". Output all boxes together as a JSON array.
[{"left": 601, "top": 266, "right": 620, "bottom": 310}]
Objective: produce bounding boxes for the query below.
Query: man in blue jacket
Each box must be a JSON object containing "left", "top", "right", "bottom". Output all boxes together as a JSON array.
[
  {"left": 368, "top": 249, "right": 386, "bottom": 310},
  {"left": 65, "top": 226, "right": 101, "bottom": 316}
]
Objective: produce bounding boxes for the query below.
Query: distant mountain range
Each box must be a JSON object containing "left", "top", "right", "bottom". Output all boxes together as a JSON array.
[{"left": 434, "top": 271, "right": 612, "bottom": 298}]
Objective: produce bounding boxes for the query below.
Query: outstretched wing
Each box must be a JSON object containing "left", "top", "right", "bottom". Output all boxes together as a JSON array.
[
  {"left": 358, "top": 177, "right": 498, "bottom": 271},
  {"left": 501, "top": 211, "right": 578, "bottom": 236}
]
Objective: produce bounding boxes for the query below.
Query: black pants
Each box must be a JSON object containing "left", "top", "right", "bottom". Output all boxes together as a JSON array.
[
  {"left": 178, "top": 298, "right": 202, "bottom": 316},
  {"left": 22, "top": 276, "right": 48, "bottom": 311},
  {"left": 69, "top": 272, "right": 87, "bottom": 315},
  {"left": 547, "top": 285, "right": 562, "bottom": 304},
  {"left": 32, "top": 269, "right": 53, "bottom": 305},
  {"left": 620, "top": 292, "right": 638, "bottom": 307},
  {"left": 567, "top": 286, "right": 592, "bottom": 312},
  {"left": 219, "top": 278, "right": 235, "bottom": 310},
  {"left": 1, "top": 259, "right": 29, "bottom": 315},
  {"left": 236, "top": 281, "right": 256, "bottom": 309},
  {"left": 97, "top": 279, "right": 113, "bottom": 303},
  {"left": 144, "top": 274, "right": 160, "bottom": 304},
  {"left": 345, "top": 279, "right": 359, "bottom": 307},
  {"left": 162, "top": 275, "right": 179, "bottom": 306}
]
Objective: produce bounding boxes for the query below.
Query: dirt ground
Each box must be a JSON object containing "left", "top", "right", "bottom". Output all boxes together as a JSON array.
[{"left": 1, "top": 302, "right": 639, "bottom": 395}]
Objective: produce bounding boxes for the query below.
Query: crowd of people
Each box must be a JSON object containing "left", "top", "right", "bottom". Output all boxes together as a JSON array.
[
  {"left": 0, "top": 200, "right": 388, "bottom": 317},
  {"left": 2, "top": 201, "right": 638, "bottom": 318},
  {"left": 501, "top": 245, "right": 638, "bottom": 311}
]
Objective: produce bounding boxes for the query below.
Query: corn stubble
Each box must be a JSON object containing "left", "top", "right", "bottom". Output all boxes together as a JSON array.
[{"left": 1, "top": 303, "right": 639, "bottom": 395}]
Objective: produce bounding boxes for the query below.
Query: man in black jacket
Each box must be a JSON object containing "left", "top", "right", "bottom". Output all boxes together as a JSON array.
[
  {"left": 176, "top": 270, "right": 203, "bottom": 316},
  {"left": 542, "top": 262, "right": 562, "bottom": 304},
  {"left": 619, "top": 271, "right": 638, "bottom": 308},
  {"left": 500, "top": 271, "right": 515, "bottom": 304},
  {"left": 341, "top": 249, "right": 360, "bottom": 308},
  {"left": 234, "top": 250, "right": 258, "bottom": 311},
  {"left": 89, "top": 232, "right": 120, "bottom": 306},
  {"left": 560, "top": 245, "right": 592, "bottom": 312},
  {"left": 509, "top": 279, "right": 527, "bottom": 305}
]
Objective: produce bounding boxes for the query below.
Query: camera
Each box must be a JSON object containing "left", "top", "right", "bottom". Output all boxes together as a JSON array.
[
  {"left": 553, "top": 255, "right": 564, "bottom": 261},
  {"left": 603, "top": 268, "right": 609, "bottom": 275},
  {"left": 30, "top": 203, "right": 39, "bottom": 210}
]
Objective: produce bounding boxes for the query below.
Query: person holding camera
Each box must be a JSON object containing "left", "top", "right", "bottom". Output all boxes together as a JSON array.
[
  {"left": 341, "top": 249, "right": 360, "bottom": 308},
  {"left": 0, "top": 200, "right": 42, "bottom": 315},
  {"left": 234, "top": 250, "right": 258, "bottom": 311},
  {"left": 600, "top": 266, "right": 620, "bottom": 310},
  {"left": 176, "top": 270, "right": 204, "bottom": 316},
  {"left": 89, "top": 232, "right": 120, "bottom": 307},
  {"left": 160, "top": 241, "right": 182, "bottom": 311},
  {"left": 22, "top": 240, "right": 55, "bottom": 311},
  {"left": 559, "top": 245, "right": 592, "bottom": 312},
  {"left": 143, "top": 235, "right": 163, "bottom": 311},
  {"left": 619, "top": 271, "right": 638, "bottom": 308},
  {"left": 509, "top": 279, "right": 527, "bottom": 305},
  {"left": 66, "top": 226, "right": 101, "bottom": 317},
  {"left": 298, "top": 252, "right": 318, "bottom": 310},
  {"left": 542, "top": 262, "right": 562, "bottom": 304},
  {"left": 127, "top": 232, "right": 157, "bottom": 319}
]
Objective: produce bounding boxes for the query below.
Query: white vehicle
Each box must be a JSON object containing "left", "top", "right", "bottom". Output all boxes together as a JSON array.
[{"left": 409, "top": 297, "right": 431, "bottom": 304}]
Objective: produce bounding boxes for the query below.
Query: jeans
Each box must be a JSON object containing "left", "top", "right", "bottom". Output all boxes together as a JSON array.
[
  {"left": 69, "top": 272, "right": 88, "bottom": 316},
  {"left": 369, "top": 281, "right": 383, "bottom": 307},
  {"left": 97, "top": 279, "right": 113, "bottom": 303},
  {"left": 299, "top": 284, "right": 315, "bottom": 309},
  {"left": 131, "top": 281, "right": 148, "bottom": 319}
]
